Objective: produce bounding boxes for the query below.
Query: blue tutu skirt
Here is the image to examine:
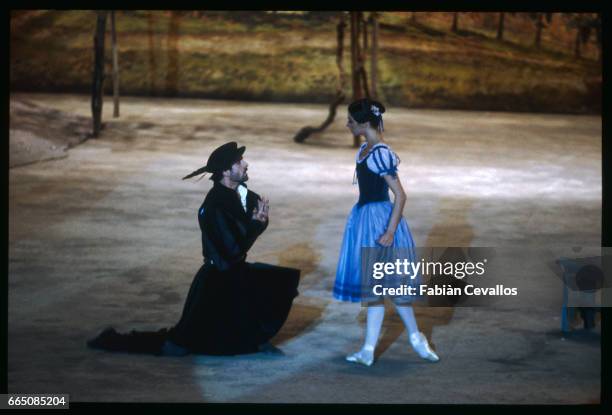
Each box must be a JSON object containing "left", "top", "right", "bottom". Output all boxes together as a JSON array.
[{"left": 333, "top": 201, "right": 420, "bottom": 303}]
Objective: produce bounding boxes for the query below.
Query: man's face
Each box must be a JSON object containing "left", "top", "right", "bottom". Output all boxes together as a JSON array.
[{"left": 228, "top": 157, "right": 249, "bottom": 183}]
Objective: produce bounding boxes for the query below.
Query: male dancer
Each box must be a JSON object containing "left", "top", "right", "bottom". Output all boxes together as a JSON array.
[{"left": 88, "top": 142, "right": 300, "bottom": 356}]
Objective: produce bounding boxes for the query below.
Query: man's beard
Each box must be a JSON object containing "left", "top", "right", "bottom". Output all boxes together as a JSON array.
[{"left": 231, "top": 171, "right": 248, "bottom": 183}]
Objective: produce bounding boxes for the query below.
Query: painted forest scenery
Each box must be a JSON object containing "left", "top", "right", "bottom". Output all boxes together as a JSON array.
[{"left": 10, "top": 10, "right": 601, "bottom": 115}]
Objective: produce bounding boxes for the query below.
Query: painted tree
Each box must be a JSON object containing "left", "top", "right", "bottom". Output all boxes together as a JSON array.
[
  {"left": 564, "top": 13, "right": 601, "bottom": 60},
  {"left": 91, "top": 11, "right": 107, "bottom": 138},
  {"left": 451, "top": 12, "right": 459, "bottom": 33},
  {"left": 147, "top": 11, "right": 158, "bottom": 96},
  {"left": 350, "top": 11, "right": 368, "bottom": 101},
  {"left": 293, "top": 12, "right": 348, "bottom": 143},
  {"left": 527, "top": 12, "right": 553, "bottom": 49},
  {"left": 593, "top": 14, "right": 602, "bottom": 62},
  {"left": 294, "top": 11, "right": 375, "bottom": 147},
  {"left": 349, "top": 11, "right": 371, "bottom": 147},
  {"left": 497, "top": 13, "right": 519, "bottom": 42},
  {"left": 111, "top": 10, "right": 120, "bottom": 118},
  {"left": 496, "top": 12, "right": 505, "bottom": 40},
  {"left": 369, "top": 12, "right": 379, "bottom": 100},
  {"left": 165, "top": 11, "right": 181, "bottom": 96}
]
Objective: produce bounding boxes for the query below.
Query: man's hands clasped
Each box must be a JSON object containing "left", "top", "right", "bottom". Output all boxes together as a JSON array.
[{"left": 253, "top": 196, "right": 270, "bottom": 222}]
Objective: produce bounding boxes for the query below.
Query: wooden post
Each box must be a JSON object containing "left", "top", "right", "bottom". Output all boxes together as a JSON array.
[
  {"left": 370, "top": 12, "right": 378, "bottom": 99},
  {"left": 91, "top": 11, "right": 107, "bottom": 138},
  {"left": 111, "top": 10, "right": 120, "bottom": 118}
]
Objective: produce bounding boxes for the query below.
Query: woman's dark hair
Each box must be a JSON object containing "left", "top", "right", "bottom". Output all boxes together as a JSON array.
[{"left": 348, "top": 98, "right": 386, "bottom": 130}]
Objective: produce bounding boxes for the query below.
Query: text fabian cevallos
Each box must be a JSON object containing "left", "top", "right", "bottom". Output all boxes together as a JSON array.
[{"left": 370, "top": 259, "right": 518, "bottom": 296}]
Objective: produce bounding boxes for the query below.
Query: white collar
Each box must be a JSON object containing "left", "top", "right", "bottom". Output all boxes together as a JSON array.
[{"left": 237, "top": 184, "right": 248, "bottom": 212}]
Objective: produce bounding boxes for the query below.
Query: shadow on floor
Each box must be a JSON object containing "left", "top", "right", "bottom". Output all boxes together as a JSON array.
[{"left": 376, "top": 197, "right": 475, "bottom": 358}]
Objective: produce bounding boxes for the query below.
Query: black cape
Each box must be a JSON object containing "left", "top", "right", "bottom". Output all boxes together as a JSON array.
[{"left": 88, "top": 182, "right": 300, "bottom": 356}]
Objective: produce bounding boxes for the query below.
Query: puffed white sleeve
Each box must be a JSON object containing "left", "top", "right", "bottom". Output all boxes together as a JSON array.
[{"left": 366, "top": 145, "right": 400, "bottom": 177}]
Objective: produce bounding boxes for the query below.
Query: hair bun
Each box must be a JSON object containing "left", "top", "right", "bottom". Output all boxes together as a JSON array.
[{"left": 348, "top": 98, "right": 386, "bottom": 130}]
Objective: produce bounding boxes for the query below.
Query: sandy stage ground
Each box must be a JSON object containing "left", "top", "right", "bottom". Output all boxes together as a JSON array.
[{"left": 8, "top": 93, "right": 602, "bottom": 403}]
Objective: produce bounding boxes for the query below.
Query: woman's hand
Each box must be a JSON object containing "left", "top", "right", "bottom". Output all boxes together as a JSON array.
[
  {"left": 252, "top": 196, "right": 269, "bottom": 222},
  {"left": 377, "top": 230, "right": 395, "bottom": 247}
]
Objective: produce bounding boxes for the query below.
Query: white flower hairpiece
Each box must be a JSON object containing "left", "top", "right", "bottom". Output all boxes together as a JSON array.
[
  {"left": 371, "top": 105, "right": 381, "bottom": 117},
  {"left": 371, "top": 104, "right": 384, "bottom": 132}
]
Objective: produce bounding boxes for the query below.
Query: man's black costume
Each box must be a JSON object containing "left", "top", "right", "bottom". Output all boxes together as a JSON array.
[{"left": 88, "top": 143, "right": 300, "bottom": 356}]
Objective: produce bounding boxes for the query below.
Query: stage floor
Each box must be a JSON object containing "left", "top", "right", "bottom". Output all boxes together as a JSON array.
[{"left": 8, "top": 93, "right": 602, "bottom": 403}]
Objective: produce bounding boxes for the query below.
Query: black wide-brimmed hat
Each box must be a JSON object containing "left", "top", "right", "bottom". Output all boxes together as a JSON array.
[{"left": 182, "top": 141, "right": 246, "bottom": 180}]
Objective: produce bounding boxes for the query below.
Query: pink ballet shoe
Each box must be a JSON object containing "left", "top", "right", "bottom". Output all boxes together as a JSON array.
[{"left": 409, "top": 332, "right": 440, "bottom": 362}]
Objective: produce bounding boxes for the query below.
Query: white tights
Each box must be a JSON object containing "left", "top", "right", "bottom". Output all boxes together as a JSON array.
[{"left": 362, "top": 303, "right": 419, "bottom": 352}]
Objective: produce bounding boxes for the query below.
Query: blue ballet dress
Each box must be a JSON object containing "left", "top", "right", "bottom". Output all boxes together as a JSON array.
[{"left": 333, "top": 143, "right": 420, "bottom": 303}]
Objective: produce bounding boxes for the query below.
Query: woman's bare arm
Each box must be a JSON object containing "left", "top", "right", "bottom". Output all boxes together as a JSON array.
[{"left": 376, "top": 174, "right": 406, "bottom": 247}]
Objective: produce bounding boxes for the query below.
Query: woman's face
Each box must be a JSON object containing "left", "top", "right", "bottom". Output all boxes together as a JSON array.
[{"left": 346, "top": 114, "right": 366, "bottom": 136}]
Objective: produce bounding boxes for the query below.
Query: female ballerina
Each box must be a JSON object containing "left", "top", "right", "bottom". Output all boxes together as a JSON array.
[{"left": 333, "top": 98, "right": 439, "bottom": 366}]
